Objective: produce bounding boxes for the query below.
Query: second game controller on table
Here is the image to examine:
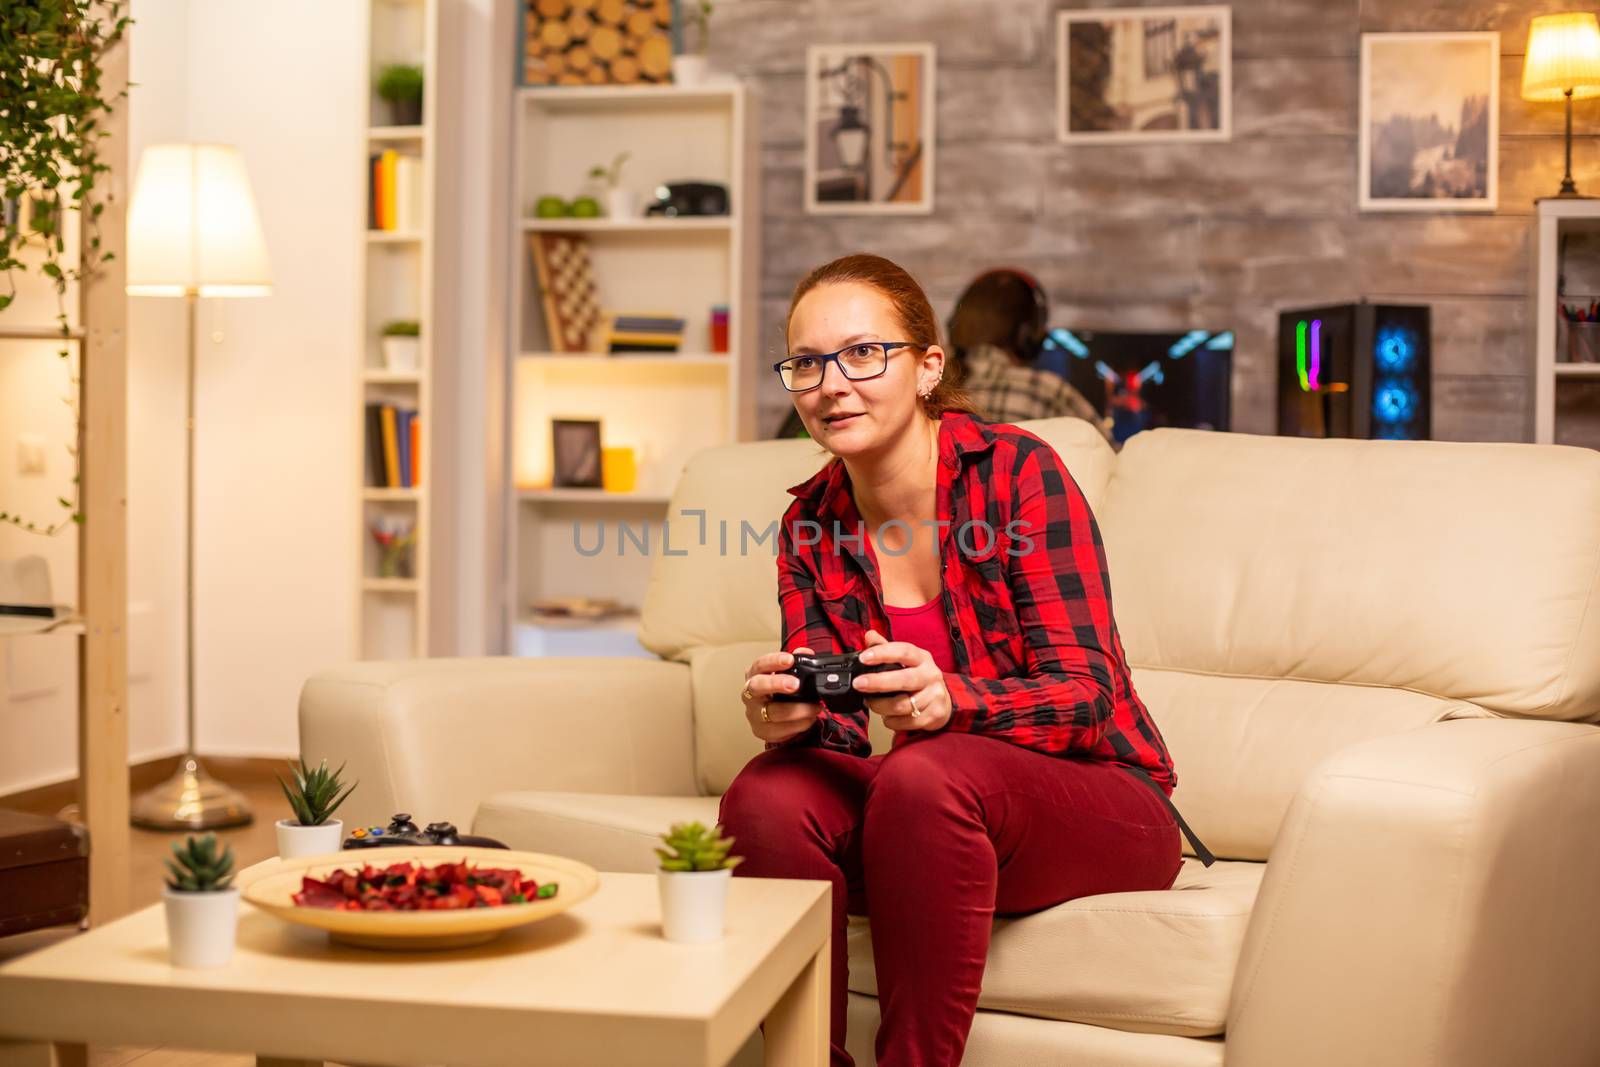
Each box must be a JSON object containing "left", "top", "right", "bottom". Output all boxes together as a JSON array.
[
  {"left": 343, "top": 813, "right": 509, "bottom": 850},
  {"left": 770, "top": 651, "right": 904, "bottom": 713}
]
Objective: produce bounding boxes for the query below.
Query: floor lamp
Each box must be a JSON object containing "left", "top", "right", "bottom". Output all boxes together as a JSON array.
[{"left": 125, "top": 143, "right": 272, "bottom": 830}]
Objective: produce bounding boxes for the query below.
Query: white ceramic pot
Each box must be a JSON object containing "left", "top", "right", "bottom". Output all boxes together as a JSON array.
[
  {"left": 275, "top": 818, "right": 344, "bottom": 859},
  {"left": 605, "top": 186, "right": 635, "bottom": 222},
  {"left": 672, "top": 54, "right": 708, "bottom": 86},
  {"left": 382, "top": 335, "right": 420, "bottom": 372},
  {"left": 657, "top": 867, "right": 732, "bottom": 943},
  {"left": 162, "top": 886, "right": 240, "bottom": 968}
]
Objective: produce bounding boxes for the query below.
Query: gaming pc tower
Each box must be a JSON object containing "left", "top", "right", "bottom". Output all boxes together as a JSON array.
[{"left": 1275, "top": 302, "right": 1432, "bottom": 440}]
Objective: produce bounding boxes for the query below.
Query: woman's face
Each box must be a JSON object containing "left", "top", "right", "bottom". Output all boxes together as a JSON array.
[{"left": 784, "top": 281, "right": 943, "bottom": 459}]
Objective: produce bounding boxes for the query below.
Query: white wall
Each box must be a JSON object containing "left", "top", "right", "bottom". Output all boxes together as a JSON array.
[{"left": 0, "top": 0, "right": 368, "bottom": 794}]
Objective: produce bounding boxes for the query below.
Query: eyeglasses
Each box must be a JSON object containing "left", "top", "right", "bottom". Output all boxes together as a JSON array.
[{"left": 772, "top": 341, "right": 919, "bottom": 393}]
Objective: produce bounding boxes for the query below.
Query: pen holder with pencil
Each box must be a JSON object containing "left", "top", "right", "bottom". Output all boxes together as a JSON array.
[{"left": 1568, "top": 320, "right": 1600, "bottom": 364}]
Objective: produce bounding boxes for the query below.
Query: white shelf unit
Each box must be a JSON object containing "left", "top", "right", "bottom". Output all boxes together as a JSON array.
[
  {"left": 1533, "top": 198, "right": 1600, "bottom": 444},
  {"left": 507, "top": 82, "right": 760, "bottom": 654},
  {"left": 358, "top": 0, "right": 438, "bottom": 660}
]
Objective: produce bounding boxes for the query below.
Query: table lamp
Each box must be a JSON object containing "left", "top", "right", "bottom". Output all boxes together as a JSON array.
[
  {"left": 125, "top": 143, "right": 272, "bottom": 830},
  {"left": 1521, "top": 12, "right": 1600, "bottom": 198}
]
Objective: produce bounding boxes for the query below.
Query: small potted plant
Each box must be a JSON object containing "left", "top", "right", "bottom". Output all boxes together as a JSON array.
[
  {"left": 589, "top": 152, "right": 633, "bottom": 222},
  {"left": 376, "top": 63, "right": 424, "bottom": 126},
  {"left": 381, "top": 319, "right": 421, "bottom": 371},
  {"left": 655, "top": 820, "right": 742, "bottom": 943},
  {"left": 162, "top": 834, "right": 239, "bottom": 968},
  {"left": 674, "top": 1, "right": 713, "bottom": 86},
  {"left": 274, "top": 758, "right": 357, "bottom": 859}
]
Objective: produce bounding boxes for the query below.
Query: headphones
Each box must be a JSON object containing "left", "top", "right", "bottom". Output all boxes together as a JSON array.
[{"left": 952, "top": 268, "right": 1050, "bottom": 362}]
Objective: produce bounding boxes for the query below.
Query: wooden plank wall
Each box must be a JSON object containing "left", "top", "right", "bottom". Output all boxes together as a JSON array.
[{"left": 707, "top": 0, "right": 1599, "bottom": 445}]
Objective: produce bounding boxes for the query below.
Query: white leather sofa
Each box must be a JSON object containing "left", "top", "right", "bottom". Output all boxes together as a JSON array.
[{"left": 300, "top": 419, "right": 1600, "bottom": 1067}]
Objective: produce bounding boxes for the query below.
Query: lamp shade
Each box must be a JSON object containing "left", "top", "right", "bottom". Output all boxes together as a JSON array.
[
  {"left": 1522, "top": 13, "right": 1600, "bottom": 102},
  {"left": 126, "top": 143, "right": 272, "bottom": 297}
]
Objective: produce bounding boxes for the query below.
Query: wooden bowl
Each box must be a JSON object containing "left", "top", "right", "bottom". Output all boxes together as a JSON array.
[{"left": 239, "top": 846, "right": 601, "bottom": 950}]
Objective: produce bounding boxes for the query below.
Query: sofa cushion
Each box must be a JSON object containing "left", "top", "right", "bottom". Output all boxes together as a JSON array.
[
  {"left": 848, "top": 857, "right": 1261, "bottom": 1039},
  {"left": 1137, "top": 666, "right": 1489, "bottom": 861},
  {"left": 1101, "top": 429, "right": 1600, "bottom": 723},
  {"left": 470, "top": 791, "right": 1258, "bottom": 1039},
  {"left": 473, "top": 792, "right": 720, "bottom": 873}
]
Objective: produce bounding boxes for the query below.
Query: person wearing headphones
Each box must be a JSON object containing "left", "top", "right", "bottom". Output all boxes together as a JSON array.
[{"left": 946, "top": 269, "right": 1111, "bottom": 440}]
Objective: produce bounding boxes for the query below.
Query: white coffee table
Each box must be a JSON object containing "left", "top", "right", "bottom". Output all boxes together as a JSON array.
[{"left": 0, "top": 868, "right": 830, "bottom": 1067}]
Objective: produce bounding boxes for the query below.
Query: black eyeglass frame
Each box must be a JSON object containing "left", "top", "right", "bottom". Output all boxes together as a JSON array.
[{"left": 771, "top": 341, "right": 921, "bottom": 393}]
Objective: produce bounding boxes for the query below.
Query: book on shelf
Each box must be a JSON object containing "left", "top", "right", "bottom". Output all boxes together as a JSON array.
[
  {"left": 368, "top": 149, "right": 423, "bottom": 232},
  {"left": 365, "top": 401, "right": 422, "bottom": 488},
  {"left": 606, "top": 311, "right": 685, "bottom": 354}
]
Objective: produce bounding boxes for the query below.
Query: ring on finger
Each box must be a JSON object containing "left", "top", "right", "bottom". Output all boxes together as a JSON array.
[
  {"left": 742, "top": 686, "right": 754, "bottom": 702},
  {"left": 761, "top": 704, "right": 771, "bottom": 724},
  {"left": 909, "top": 693, "right": 921, "bottom": 717}
]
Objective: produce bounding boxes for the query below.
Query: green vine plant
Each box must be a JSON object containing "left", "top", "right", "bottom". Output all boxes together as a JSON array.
[{"left": 0, "top": 0, "right": 133, "bottom": 536}]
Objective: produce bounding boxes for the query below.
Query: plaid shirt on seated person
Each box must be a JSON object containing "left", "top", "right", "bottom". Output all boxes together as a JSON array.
[{"left": 769, "top": 410, "right": 1176, "bottom": 795}]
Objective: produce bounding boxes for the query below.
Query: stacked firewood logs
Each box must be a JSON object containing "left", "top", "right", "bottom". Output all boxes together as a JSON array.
[{"left": 523, "top": 0, "right": 675, "bottom": 86}]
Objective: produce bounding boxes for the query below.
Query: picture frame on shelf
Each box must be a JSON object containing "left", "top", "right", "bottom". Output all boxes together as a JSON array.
[
  {"left": 805, "top": 43, "right": 936, "bottom": 215},
  {"left": 1358, "top": 32, "right": 1499, "bottom": 212},
  {"left": 552, "top": 418, "right": 604, "bottom": 488},
  {"left": 1056, "top": 6, "right": 1231, "bottom": 144}
]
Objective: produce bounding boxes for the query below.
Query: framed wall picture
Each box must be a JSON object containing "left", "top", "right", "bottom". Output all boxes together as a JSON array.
[
  {"left": 1359, "top": 32, "right": 1499, "bottom": 212},
  {"left": 1057, "top": 6, "right": 1231, "bottom": 143},
  {"left": 805, "top": 43, "right": 936, "bottom": 215},
  {"left": 551, "top": 418, "right": 603, "bottom": 488}
]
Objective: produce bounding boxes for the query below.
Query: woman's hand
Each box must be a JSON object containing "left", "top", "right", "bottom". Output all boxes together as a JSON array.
[
  {"left": 742, "top": 647, "right": 821, "bottom": 744},
  {"left": 852, "top": 629, "right": 951, "bottom": 733}
]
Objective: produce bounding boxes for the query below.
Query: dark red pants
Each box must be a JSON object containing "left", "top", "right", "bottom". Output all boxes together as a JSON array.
[{"left": 717, "top": 731, "right": 1181, "bottom": 1067}]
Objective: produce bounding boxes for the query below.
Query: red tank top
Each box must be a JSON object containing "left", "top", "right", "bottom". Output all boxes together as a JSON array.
[{"left": 884, "top": 594, "right": 957, "bottom": 673}]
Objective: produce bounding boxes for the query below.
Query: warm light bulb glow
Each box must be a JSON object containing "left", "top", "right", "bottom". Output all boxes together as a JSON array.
[
  {"left": 1522, "top": 13, "right": 1600, "bottom": 102},
  {"left": 125, "top": 143, "right": 273, "bottom": 298}
]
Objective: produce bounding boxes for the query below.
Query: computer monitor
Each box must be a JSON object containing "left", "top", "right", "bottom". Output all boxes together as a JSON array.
[{"left": 1040, "top": 327, "right": 1233, "bottom": 445}]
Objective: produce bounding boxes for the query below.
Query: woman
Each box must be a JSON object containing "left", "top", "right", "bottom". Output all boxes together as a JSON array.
[{"left": 718, "top": 254, "right": 1200, "bottom": 1067}]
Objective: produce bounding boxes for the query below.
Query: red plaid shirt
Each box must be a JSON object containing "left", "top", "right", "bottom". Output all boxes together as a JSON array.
[{"left": 773, "top": 411, "right": 1176, "bottom": 794}]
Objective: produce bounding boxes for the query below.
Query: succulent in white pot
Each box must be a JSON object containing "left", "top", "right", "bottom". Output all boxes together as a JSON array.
[
  {"left": 162, "top": 834, "right": 239, "bottom": 968},
  {"left": 589, "top": 152, "right": 633, "bottom": 222},
  {"left": 380, "top": 320, "right": 421, "bottom": 372},
  {"left": 274, "top": 758, "right": 357, "bottom": 859},
  {"left": 655, "top": 820, "right": 743, "bottom": 943}
]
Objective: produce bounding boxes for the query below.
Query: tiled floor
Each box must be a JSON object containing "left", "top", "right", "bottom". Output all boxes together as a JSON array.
[{"left": 2, "top": 772, "right": 293, "bottom": 1067}]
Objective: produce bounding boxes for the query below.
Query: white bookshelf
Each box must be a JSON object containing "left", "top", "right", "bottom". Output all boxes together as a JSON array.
[
  {"left": 1533, "top": 198, "right": 1600, "bottom": 443},
  {"left": 507, "top": 81, "right": 760, "bottom": 654},
  {"left": 358, "top": 0, "right": 438, "bottom": 660}
]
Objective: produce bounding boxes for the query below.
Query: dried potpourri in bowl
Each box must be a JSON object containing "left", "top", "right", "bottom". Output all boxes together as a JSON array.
[{"left": 292, "top": 858, "right": 559, "bottom": 912}]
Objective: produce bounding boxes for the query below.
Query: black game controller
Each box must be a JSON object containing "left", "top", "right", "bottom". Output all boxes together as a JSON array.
[
  {"left": 343, "top": 813, "right": 509, "bottom": 850},
  {"left": 769, "top": 651, "right": 904, "bottom": 713}
]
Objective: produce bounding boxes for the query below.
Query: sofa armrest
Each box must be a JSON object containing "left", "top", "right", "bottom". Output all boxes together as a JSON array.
[
  {"left": 1226, "top": 718, "right": 1600, "bottom": 1067},
  {"left": 297, "top": 657, "right": 699, "bottom": 833}
]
